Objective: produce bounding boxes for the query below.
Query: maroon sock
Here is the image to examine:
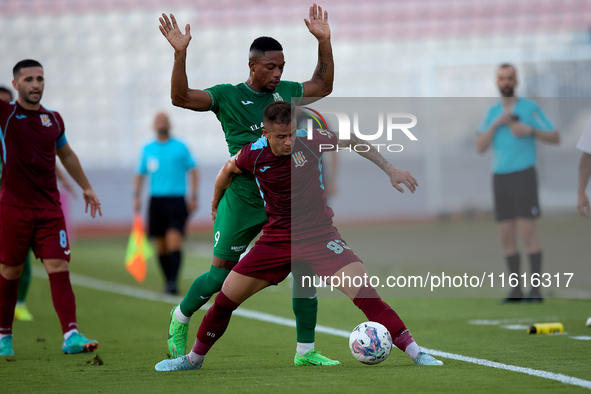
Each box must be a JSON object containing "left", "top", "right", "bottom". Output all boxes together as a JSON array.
[
  {"left": 0, "top": 275, "right": 19, "bottom": 335},
  {"left": 352, "top": 286, "right": 414, "bottom": 352},
  {"left": 48, "top": 271, "right": 77, "bottom": 334},
  {"left": 193, "top": 290, "right": 238, "bottom": 355}
]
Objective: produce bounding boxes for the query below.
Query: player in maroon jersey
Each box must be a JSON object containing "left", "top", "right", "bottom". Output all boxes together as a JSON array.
[
  {"left": 0, "top": 59, "right": 101, "bottom": 356},
  {"left": 155, "top": 102, "right": 443, "bottom": 371}
]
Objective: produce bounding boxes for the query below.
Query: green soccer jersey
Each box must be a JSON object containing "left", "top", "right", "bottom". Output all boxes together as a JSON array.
[{"left": 205, "top": 81, "right": 304, "bottom": 156}]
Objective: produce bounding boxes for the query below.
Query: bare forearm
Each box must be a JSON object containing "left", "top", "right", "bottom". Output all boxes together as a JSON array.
[
  {"left": 534, "top": 129, "right": 560, "bottom": 144},
  {"left": 579, "top": 152, "right": 591, "bottom": 194},
  {"left": 171, "top": 49, "right": 190, "bottom": 107},
  {"left": 134, "top": 175, "right": 144, "bottom": 199},
  {"left": 313, "top": 38, "right": 334, "bottom": 96},
  {"left": 212, "top": 164, "right": 236, "bottom": 206},
  {"left": 60, "top": 152, "right": 91, "bottom": 190},
  {"left": 476, "top": 126, "right": 497, "bottom": 153},
  {"left": 190, "top": 168, "right": 199, "bottom": 200},
  {"left": 339, "top": 135, "right": 392, "bottom": 174}
]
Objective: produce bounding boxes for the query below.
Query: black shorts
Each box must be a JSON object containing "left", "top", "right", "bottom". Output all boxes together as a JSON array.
[
  {"left": 148, "top": 196, "right": 189, "bottom": 237},
  {"left": 493, "top": 166, "right": 540, "bottom": 222}
]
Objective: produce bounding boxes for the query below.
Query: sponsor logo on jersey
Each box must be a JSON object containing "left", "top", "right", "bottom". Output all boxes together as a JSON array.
[
  {"left": 241, "top": 100, "right": 254, "bottom": 105},
  {"left": 272, "top": 93, "right": 283, "bottom": 102},
  {"left": 249, "top": 122, "right": 264, "bottom": 131},
  {"left": 260, "top": 166, "right": 271, "bottom": 172},
  {"left": 16, "top": 114, "right": 27, "bottom": 119},
  {"left": 40, "top": 114, "right": 52, "bottom": 127},
  {"left": 292, "top": 151, "right": 307, "bottom": 167},
  {"left": 230, "top": 245, "right": 247, "bottom": 252}
]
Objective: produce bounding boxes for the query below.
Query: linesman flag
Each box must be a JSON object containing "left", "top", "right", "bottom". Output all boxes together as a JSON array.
[{"left": 125, "top": 214, "right": 154, "bottom": 283}]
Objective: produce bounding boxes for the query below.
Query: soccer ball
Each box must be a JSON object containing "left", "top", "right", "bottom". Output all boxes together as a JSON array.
[{"left": 349, "top": 321, "right": 393, "bottom": 365}]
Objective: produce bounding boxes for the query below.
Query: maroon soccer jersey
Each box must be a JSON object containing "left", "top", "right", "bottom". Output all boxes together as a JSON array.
[
  {"left": 0, "top": 100, "right": 66, "bottom": 209},
  {"left": 234, "top": 128, "right": 337, "bottom": 238}
]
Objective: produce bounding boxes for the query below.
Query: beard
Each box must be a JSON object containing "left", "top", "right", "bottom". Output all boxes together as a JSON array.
[
  {"left": 157, "top": 129, "right": 170, "bottom": 139},
  {"left": 23, "top": 91, "right": 42, "bottom": 104},
  {"left": 499, "top": 87, "right": 514, "bottom": 97}
]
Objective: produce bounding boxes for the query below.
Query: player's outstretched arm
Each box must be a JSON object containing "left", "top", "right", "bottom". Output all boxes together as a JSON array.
[
  {"left": 211, "top": 156, "right": 243, "bottom": 221},
  {"left": 337, "top": 135, "right": 418, "bottom": 194},
  {"left": 302, "top": 4, "right": 334, "bottom": 99},
  {"left": 57, "top": 143, "right": 102, "bottom": 218},
  {"left": 159, "top": 13, "right": 212, "bottom": 111},
  {"left": 578, "top": 152, "right": 591, "bottom": 218},
  {"left": 55, "top": 166, "right": 77, "bottom": 199}
]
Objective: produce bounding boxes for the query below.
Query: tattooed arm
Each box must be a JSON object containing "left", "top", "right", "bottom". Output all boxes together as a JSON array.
[
  {"left": 302, "top": 4, "right": 334, "bottom": 99},
  {"left": 337, "top": 134, "right": 419, "bottom": 194}
]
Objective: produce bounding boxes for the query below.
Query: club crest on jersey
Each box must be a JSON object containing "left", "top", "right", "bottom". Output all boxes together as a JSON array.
[
  {"left": 272, "top": 93, "right": 283, "bottom": 102},
  {"left": 40, "top": 114, "right": 52, "bottom": 127},
  {"left": 292, "top": 151, "right": 307, "bottom": 167}
]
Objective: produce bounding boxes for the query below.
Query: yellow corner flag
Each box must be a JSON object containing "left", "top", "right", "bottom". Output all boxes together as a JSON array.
[{"left": 125, "top": 213, "right": 154, "bottom": 283}]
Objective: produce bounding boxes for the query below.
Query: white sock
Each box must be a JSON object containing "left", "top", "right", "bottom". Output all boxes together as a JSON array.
[
  {"left": 296, "top": 342, "right": 314, "bottom": 356},
  {"left": 188, "top": 351, "right": 205, "bottom": 366},
  {"left": 0, "top": 333, "right": 11, "bottom": 340},
  {"left": 64, "top": 329, "right": 79, "bottom": 340},
  {"left": 405, "top": 342, "right": 420, "bottom": 360},
  {"left": 175, "top": 306, "right": 191, "bottom": 324}
]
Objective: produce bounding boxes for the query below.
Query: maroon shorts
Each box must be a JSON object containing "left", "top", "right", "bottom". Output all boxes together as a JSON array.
[
  {"left": 233, "top": 226, "right": 361, "bottom": 285},
  {"left": 0, "top": 203, "right": 70, "bottom": 266}
]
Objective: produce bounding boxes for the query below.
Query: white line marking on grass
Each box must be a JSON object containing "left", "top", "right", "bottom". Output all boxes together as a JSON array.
[
  {"left": 571, "top": 336, "right": 591, "bottom": 341},
  {"left": 32, "top": 269, "right": 591, "bottom": 390},
  {"left": 421, "top": 348, "right": 591, "bottom": 390},
  {"left": 500, "top": 324, "right": 531, "bottom": 330}
]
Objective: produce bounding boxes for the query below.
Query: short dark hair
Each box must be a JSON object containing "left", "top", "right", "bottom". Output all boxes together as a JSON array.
[
  {"left": 498, "top": 63, "right": 516, "bottom": 73},
  {"left": 0, "top": 86, "right": 13, "bottom": 101},
  {"left": 249, "top": 37, "right": 283, "bottom": 61},
  {"left": 13, "top": 59, "right": 43, "bottom": 78},
  {"left": 263, "top": 102, "right": 291, "bottom": 128}
]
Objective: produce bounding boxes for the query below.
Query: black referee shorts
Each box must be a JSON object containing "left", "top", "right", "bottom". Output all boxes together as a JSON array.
[
  {"left": 148, "top": 196, "right": 189, "bottom": 237},
  {"left": 493, "top": 166, "right": 540, "bottom": 222}
]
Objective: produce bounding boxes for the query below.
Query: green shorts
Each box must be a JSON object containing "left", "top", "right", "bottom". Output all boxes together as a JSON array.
[{"left": 213, "top": 175, "right": 267, "bottom": 261}]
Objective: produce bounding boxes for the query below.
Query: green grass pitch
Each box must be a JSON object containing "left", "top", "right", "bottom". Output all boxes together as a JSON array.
[{"left": 1, "top": 216, "right": 590, "bottom": 393}]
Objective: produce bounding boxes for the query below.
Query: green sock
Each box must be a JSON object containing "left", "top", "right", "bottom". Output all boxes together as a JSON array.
[
  {"left": 17, "top": 253, "right": 31, "bottom": 303},
  {"left": 292, "top": 296, "right": 318, "bottom": 344},
  {"left": 180, "top": 265, "right": 231, "bottom": 317},
  {"left": 292, "top": 271, "right": 318, "bottom": 344}
]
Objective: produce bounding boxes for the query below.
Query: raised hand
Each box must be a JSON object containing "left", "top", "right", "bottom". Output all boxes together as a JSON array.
[
  {"left": 304, "top": 3, "right": 330, "bottom": 41},
  {"left": 82, "top": 188, "right": 102, "bottom": 218},
  {"left": 159, "top": 13, "right": 192, "bottom": 52},
  {"left": 387, "top": 166, "right": 419, "bottom": 194}
]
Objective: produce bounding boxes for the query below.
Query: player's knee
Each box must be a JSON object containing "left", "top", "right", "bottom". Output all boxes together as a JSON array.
[
  {"left": 42, "top": 259, "right": 69, "bottom": 273},
  {"left": 0, "top": 264, "right": 24, "bottom": 280},
  {"left": 213, "top": 257, "right": 237, "bottom": 270}
]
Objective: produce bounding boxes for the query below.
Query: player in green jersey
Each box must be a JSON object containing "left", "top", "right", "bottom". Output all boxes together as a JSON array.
[{"left": 159, "top": 4, "right": 337, "bottom": 366}]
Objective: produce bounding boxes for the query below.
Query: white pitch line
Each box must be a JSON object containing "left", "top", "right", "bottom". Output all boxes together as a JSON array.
[
  {"left": 32, "top": 269, "right": 591, "bottom": 390},
  {"left": 420, "top": 348, "right": 591, "bottom": 390}
]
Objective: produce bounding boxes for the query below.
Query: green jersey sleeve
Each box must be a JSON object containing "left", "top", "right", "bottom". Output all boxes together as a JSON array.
[
  {"left": 204, "top": 84, "right": 234, "bottom": 113},
  {"left": 280, "top": 80, "right": 304, "bottom": 104}
]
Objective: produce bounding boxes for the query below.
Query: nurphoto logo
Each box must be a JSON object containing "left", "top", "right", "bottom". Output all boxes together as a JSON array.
[{"left": 301, "top": 108, "right": 418, "bottom": 153}]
